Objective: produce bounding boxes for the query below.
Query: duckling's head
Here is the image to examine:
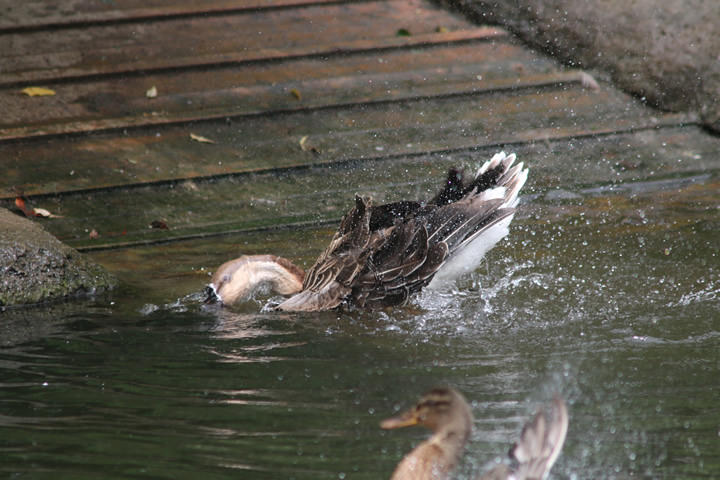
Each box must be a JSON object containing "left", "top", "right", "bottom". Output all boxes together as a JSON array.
[
  {"left": 205, "top": 254, "right": 304, "bottom": 305},
  {"left": 381, "top": 387, "right": 473, "bottom": 434}
]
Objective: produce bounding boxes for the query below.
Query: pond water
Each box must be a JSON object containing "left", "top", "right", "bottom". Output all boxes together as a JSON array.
[{"left": 1, "top": 175, "right": 718, "bottom": 479}]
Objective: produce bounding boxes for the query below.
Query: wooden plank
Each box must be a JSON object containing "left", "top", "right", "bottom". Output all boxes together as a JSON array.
[
  {"left": 0, "top": 0, "right": 357, "bottom": 32},
  {"left": 0, "top": 0, "right": 496, "bottom": 85},
  {"left": 0, "top": 85, "right": 690, "bottom": 199},
  {"left": 0, "top": 43, "right": 570, "bottom": 140},
  {"left": 0, "top": 28, "right": 506, "bottom": 87},
  {"left": 5, "top": 126, "right": 717, "bottom": 251},
  {"left": 0, "top": 41, "right": 549, "bottom": 135}
]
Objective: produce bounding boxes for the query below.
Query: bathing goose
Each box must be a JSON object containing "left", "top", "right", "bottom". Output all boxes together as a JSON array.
[{"left": 205, "top": 152, "right": 527, "bottom": 311}]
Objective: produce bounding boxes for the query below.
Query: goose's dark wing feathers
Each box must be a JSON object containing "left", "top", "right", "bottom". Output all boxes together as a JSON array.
[
  {"left": 301, "top": 195, "right": 375, "bottom": 293},
  {"left": 279, "top": 154, "right": 526, "bottom": 311},
  {"left": 368, "top": 201, "right": 422, "bottom": 230},
  {"left": 429, "top": 162, "right": 504, "bottom": 206},
  {"left": 350, "top": 196, "right": 508, "bottom": 309}
]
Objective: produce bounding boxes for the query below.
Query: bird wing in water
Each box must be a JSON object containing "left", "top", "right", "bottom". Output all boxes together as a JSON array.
[
  {"left": 510, "top": 396, "right": 568, "bottom": 480},
  {"left": 480, "top": 396, "right": 569, "bottom": 480}
]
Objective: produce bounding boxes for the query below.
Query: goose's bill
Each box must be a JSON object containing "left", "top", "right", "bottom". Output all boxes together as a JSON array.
[{"left": 380, "top": 409, "right": 419, "bottom": 429}]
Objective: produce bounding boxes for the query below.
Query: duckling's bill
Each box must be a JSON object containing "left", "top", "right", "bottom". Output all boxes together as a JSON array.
[{"left": 380, "top": 410, "right": 420, "bottom": 429}]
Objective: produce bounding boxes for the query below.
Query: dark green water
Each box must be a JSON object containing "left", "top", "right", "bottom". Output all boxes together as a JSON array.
[{"left": 2, "top": 176, "right": 718, "bottom": 479}]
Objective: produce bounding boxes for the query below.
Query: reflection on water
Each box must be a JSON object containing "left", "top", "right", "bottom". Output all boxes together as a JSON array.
[{"left": 1, "top": 178, "right": 719, "bottom": 479}]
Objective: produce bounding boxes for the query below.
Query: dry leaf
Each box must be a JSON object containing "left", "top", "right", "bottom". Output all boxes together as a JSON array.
[
  {"left": 182, "top": 180, "right": 199, "bottom": 191},
  {"left": 436, "top": 26, "right": 448, "bottom": 33},
  {"left": 33, "top": 208, "right": 63, "bottom": 218},
  {"left": 21, "top": 87, "right": 56, "bottom": 97},
  {"left": 299, "top": 135, "right": 321, "bottom": 155},
  {"left": 150, "top": 220, "right": 169, "bottom": 230},
  {"left": 14, "top": 197, "right": 34, "bottom": 217},
  {"left": 578, "top": 71, "right": 600, "bottom": 90},
  {"left": 190, "top": 133, "right": 215, "bottom": 144},
  {"left": 290, "top": 88, "right": 302, "bottom": 100},
  {"left": 146, "top": 86, "right": 158, "bottom": 98}
]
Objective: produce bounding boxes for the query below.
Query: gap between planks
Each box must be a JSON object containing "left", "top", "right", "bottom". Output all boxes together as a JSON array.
[
  {"left": 0, "top": 112, "right": 697, "bottom": 204},
  {"left": 1, "top": 69, "right": 591, "bottom": 142},
  {"left": 0, "top": 0, "right": 374, "bottom": 34},
  {"left": 0, "top": 28, "right": 507, "bottom": 88}
]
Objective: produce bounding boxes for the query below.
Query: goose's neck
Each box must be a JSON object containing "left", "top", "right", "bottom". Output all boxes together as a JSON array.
[{"left": 210, "top": 255, "right": 305, "bottom": 305}]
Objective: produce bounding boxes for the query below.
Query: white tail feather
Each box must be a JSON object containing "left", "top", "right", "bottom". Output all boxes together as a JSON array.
[
  {"left": 427, "top": 214, "right": 515, "bottom": 289},
  {"left": 504, "top": 167, "right": 528, "bottom": 209},
  {"left": 478, "top": 186, "right": 507, "bottom": 202},
  {"left": 478, "top": 151, "right": 511, "bottom": 175},
  {"left": 428, "top": 151, "right": 528, "bottom": 289}
]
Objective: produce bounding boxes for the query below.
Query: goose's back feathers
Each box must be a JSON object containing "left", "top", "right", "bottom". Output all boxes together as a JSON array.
[{"left": 277, "top": 151, "right": 528, "bottom": 311}]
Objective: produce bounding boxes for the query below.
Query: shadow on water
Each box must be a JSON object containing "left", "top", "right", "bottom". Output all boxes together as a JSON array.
[{"left": 1, "top": 177, "right": 719, "bottom": 479}]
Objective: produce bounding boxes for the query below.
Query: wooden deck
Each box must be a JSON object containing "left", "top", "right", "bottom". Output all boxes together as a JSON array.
[{"left": 0, "top": 0, "right": 714, "bottom": 252}]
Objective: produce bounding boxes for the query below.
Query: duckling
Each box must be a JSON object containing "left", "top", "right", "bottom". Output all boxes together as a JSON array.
[
  {"left": 381, "top": 387, "right": 473, "bottom": 480},
  {"left": 205, "top": 152, "right": 528, "bottom": 311},
  {"left": 382, "top": 387, "right": 568, "bottom": 480}
]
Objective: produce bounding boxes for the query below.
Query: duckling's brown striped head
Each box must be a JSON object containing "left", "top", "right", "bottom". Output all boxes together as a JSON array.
[{"left": 381, "top": 387, "right": 472, "bottom": 433}]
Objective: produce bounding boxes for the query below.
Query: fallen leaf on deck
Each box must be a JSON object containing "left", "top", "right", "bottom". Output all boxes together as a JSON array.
[
  {"left": 146, "top": 86, "right": 158, "bottom": 98},
  {"left": 33, "top": 208, "right": 63, "bottom": 218},
  {"left": 150, "top": 220, "right": 169, "bottom": 230},
  {"left": 89, "top": 229, "right": 99, "bottom": 239},
  {"left": 299, "top": 135, "right": 321, "bottom": 155},
  {"left": 14, "top": 197, "right": 35, "bottom": 217},
  {"left": 182, "top": 180, "right": 199, "bottom": 191},
  {"left": 21, "top": 87, "right": 56, "bottom": 97},
  {"left": 578, "top": 71, "right": 600, "bottom": 90},
  {"left": 435, "top": 26, "right": 448, "bottom": 33},
  {"left": 190, "top": 133, "right": 215, "bottom": 144},
  {"left": 290, "top": 88, "right": 302, "bottom": 100},
  {"left": 396, "top": 28, "right": 411, "bottom": 36}
]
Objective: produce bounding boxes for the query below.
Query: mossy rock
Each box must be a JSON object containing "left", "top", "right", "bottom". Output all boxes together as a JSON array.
[{"left": 0, "top": 207, "right": 117, "bottom": 307}]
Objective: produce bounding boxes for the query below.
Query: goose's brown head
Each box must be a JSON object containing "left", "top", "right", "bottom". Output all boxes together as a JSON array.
[{"left": 206, "top": 255, "right": 304, "bottom": 305}]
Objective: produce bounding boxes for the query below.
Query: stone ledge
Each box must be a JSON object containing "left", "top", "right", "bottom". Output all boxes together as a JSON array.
[
  {"left": 444, "top": 0, "right": 720, "bottom": 132},
  {"left": 0, "top": 207, "right": 117, "bottom": 307}
]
